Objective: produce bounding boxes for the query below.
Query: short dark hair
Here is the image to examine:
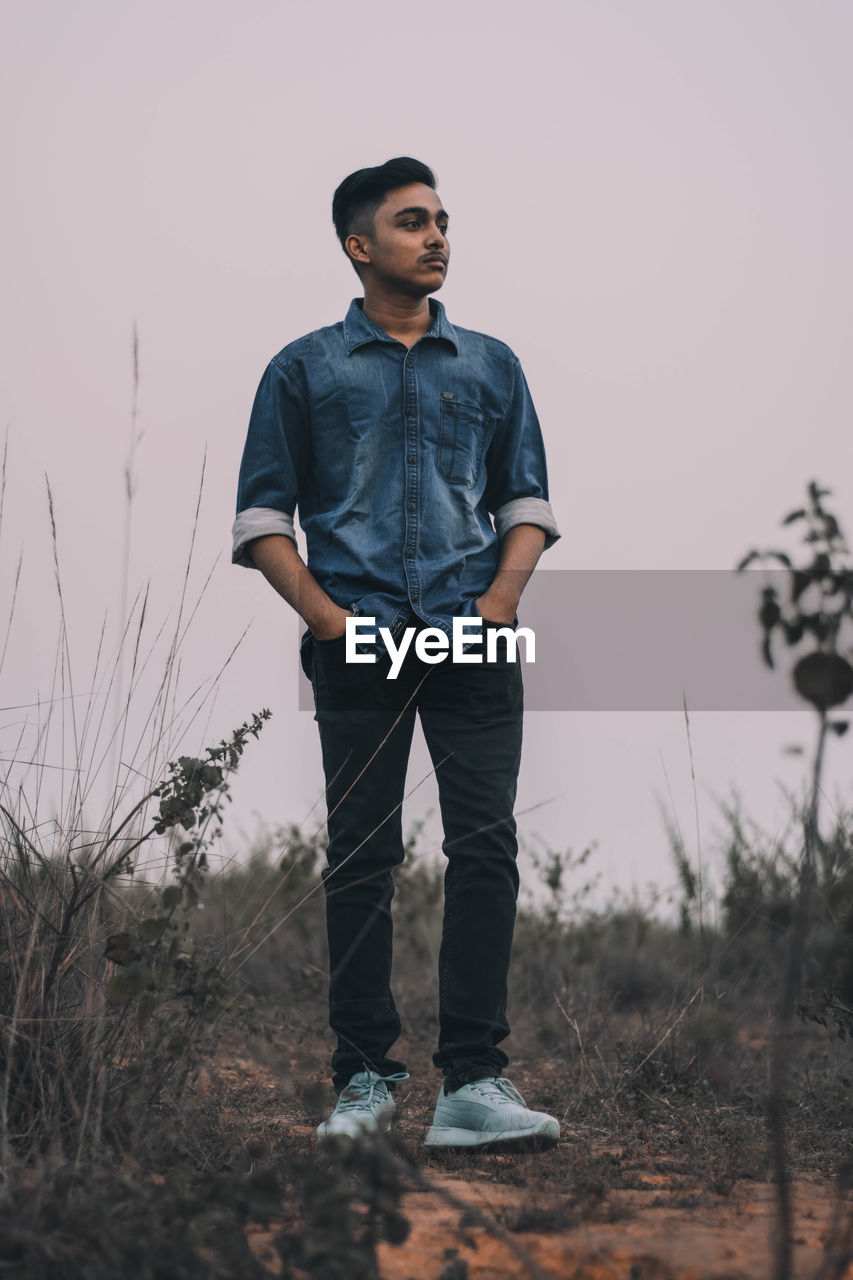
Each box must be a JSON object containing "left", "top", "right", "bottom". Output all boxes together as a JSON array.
[{"left": 332, "top": 157, "right": 437, "bottom": 273}]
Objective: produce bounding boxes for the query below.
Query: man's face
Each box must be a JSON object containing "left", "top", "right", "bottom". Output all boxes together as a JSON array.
[{"left": 349, "top": 182, "right": 450, "bottom": 295}]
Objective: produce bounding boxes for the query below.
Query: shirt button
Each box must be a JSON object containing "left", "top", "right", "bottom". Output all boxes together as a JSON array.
[
  {"left": 406, "top": 357, "right": 413, "bottom": 367},
  {"left": 408, "top": 502, "right": 415, "bottom": 511},
  {"left": 406, "top": 551, "right": 414, "bottom": 559},
  {"left": 407, "top": 456, "right": 416, "bottom": 464}
]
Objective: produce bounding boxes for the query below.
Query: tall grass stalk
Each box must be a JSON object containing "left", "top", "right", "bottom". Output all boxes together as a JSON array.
[
  {"left": 738, "top": 480, "right": 853, "bottom": 1280},
  {"left": 0, "top": 398, "right": 257, "bottom": 1184},
  {"left": 681, "top": 692, "right": 709, "bottom": 964},
  {"left": 0, "top": 429, "right": 23, "bottom": 683},
  {"left": 767, "top": 707, "right": 830, "bottom": 1280}
]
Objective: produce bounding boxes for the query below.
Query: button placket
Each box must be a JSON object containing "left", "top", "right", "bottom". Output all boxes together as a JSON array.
[{"left": 402, "top": 350, "right": 420, "bottom": 605}]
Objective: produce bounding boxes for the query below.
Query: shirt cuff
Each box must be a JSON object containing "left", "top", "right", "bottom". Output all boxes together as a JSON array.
[
  {"left": 231, "top": 507, "right": 296, "bottom": 567},
  {"left": 494, "top": 497, "right": 561, "bottom": 549}
]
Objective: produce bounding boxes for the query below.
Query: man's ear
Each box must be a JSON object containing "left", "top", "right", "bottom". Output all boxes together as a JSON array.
[{"left": 345, "top": 233, "right": 371, "bottom": 269}]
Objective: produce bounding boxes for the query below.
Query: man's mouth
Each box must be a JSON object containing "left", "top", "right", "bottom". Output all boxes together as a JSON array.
[{"left": 423, "top": 255, "right": 447, "bottom": 267}]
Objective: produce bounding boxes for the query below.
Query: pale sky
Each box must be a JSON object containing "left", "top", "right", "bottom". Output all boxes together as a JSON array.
[{"left": 2, "top": 1, "right": 851, "bottom": 910}]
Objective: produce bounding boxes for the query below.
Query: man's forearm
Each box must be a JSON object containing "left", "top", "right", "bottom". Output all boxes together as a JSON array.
[
  {"left": 476, "top": 523, "right": 547, "bottom": 624},
  {"left": 251, "top": 523, "right": 545, "bottom": 634},
  {"left": 248, "top": 535, "right": 351, "bottom": 640}
]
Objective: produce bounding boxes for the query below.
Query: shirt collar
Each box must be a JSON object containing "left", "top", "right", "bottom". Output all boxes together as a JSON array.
[{"left": 343, "top": 297, "right": 459, "bottom": 355}]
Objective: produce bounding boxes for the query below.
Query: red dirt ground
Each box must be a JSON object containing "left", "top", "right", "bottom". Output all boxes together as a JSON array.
[{"left": 199, "top": 1046, "right": 853, "bottom": 1280}]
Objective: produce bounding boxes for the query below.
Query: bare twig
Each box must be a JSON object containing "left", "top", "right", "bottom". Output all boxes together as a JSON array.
[{"left": 553, "top": 992, "right": 601, "bottom": 1094}]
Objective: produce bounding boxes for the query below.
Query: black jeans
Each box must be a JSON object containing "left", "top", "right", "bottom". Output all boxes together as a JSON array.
[{"left": 305, "top": 614, "right": 524, "bottom": 1094}]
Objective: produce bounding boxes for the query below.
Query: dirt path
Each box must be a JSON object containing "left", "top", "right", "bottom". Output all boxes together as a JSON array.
[
  {"left": 374, "top": 1174, "right": 849, "bottom": 1279},
  {"left": 200, "top": 1045, "right": 853, "bottom": 1279}
]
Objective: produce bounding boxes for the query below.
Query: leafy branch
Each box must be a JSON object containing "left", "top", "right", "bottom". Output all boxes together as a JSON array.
[{"left": 738, "top": 479, "right": 853, "bottom": 722}]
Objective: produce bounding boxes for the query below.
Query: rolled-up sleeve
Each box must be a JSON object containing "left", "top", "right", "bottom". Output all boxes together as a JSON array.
[
  {"left": 484, "top": 358, "right": 560, "bottom": 549},
  {"left": 232, "top": 358, "right": 310, "bottom": 568}
]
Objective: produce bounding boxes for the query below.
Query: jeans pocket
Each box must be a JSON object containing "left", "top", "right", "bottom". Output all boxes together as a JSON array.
[
  {"left": 300, "top": 631, "right": 314, "bottom": 680},
  {"left": 471, "top": 603, "right": 519, "bottom": 644},
  {"left": 311, "top": 631, "right": 350, "bottom": 674},
  {"left": 309, "top": 602, "right": 359, "bottom": 658},
  {"left": 474, "top": 600, "right": 519, "bottom": 630}
]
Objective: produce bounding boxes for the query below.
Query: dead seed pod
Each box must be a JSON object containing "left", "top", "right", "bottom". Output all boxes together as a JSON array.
[{"left": 792, "top": 651, "right": 853, "bottom": 710}]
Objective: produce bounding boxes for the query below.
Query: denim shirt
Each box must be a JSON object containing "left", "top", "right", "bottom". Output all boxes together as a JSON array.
[{"left": 232, "top": 297, "right": 560, "bottom": 644}]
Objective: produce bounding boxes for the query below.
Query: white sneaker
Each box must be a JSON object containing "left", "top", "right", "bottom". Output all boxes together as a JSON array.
[
  {"left": 317, "top": 1068, "right": 408, "bottom": 1143},
  {"left": 424, "top": 1076, "right": 560, "bottom": 1151}
]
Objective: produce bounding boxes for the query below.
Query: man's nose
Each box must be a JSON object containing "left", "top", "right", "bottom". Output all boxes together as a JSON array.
[{"left": 426, "top": 222, "right": 447, "bottom": 248}]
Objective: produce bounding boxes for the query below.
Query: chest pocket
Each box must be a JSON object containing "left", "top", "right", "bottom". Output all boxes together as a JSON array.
[{"left": 437, "top": 397, "right": 491, "bottom": 488}]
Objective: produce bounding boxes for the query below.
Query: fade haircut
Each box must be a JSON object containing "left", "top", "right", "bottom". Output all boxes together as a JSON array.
[{"left": 332, "top": 157, "right": 437, "bottom": 275}]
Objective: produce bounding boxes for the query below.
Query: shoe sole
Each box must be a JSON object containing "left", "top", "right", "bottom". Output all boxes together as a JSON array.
[{"left": 423, "top": 1122, "right": 559, "bottom": 1152}]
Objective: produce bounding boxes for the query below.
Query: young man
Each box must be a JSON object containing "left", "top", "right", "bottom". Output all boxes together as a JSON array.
[{"left": 232, "top": 158, "right": 561, "bottom": 1151}]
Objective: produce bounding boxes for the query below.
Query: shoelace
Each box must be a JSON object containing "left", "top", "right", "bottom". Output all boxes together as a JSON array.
[
  {"left": 466, "top": 1077, "right": 527, "bottom": 1106},
  {"left": 336, "top": 1069, "right": 409, "bottom": 1112}
]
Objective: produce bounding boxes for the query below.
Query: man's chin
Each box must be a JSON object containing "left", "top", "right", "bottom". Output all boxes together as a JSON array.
[
  {"left": 417, "top": 269, "right": 448, "bottom": 295},
  {"left": 396, "top": 276, "right": 446, "bottom": 300}
]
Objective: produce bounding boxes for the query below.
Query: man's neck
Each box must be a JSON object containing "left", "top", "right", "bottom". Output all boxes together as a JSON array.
[{"left": 360, "top": 291, "right": 435, "bottom": 350}]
